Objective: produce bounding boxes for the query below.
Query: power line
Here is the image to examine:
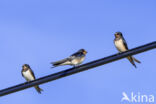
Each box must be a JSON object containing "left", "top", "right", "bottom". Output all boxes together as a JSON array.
[{"left": 0, "top": 41, "right": 155, "bottom": 97}]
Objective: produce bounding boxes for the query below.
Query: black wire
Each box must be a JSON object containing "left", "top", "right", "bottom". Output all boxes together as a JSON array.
[{"left": 0, "top": 41, "right": 155, "bottom": 97}]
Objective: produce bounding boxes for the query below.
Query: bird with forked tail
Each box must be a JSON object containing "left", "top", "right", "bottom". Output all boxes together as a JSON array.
[
  {"left": 114, "top": 32, "right": 141, "bottom": 68},
  {"left": 21, "top": 64, "right": 43, "bottom": 94},
  {"left": 51, "top": 49, "right": 87, "bottom": 68}
]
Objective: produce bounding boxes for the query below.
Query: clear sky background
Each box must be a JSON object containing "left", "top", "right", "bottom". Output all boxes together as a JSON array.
[{"left": 0, "top": 0, "right": 156, "bottom": 104}]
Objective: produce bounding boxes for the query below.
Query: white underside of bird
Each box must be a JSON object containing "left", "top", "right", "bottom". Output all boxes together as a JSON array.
[
  {"left": 114, "top": 38, "right": 127, "bottom": 52},
  {"left": 22, "top": 70, "right": 34, "bottom": 81},
  {"left": 60, "top": 56, "right": 85, "bottom": 66},
  {"left": 71, "top": 56, "right": 85, "bottom": 65}
]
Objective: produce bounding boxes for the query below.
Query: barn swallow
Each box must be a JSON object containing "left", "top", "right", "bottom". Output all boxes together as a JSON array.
[
  {"left": 21, "top": 64, "right": 43, "bottom": 94},
  {"left": 51, "top": 49, "right": 87, "bottom": 68},
  {"left": 114, "top": 32, "right": 141, "bottom": 68}
]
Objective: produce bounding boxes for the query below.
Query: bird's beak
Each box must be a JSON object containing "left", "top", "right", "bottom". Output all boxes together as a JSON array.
[
  {"left": 83, "top": 50, "right": 87, "bottom": 54},
  {"left": 115, "top": 33, "right": 120, "bottom": 38}
]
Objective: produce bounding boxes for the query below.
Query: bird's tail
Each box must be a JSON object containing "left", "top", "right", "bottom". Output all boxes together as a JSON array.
[
  {"left": 132, "top": 57, "right": 141, "bottom": 63},
  {"left": 34, "top": 85, "right": 43, "bottom": 94},
  {"left": 127, "top": 56, "right": 137, "bottom": 68},
  {"left": 51, "top": 58, "right": 69, "bottom": 67}
]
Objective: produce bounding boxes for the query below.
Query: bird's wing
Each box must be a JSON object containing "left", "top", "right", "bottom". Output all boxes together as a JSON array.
[
  {"left": 71, "top": 51, "right": 81, "bottom": 57},
  {"left": 29, "top": 68, "right": 36, "bottom": 79},
  {"left": 71, "top": 51, "right": 83, "bottom": 58},
  {"left": 51, "top": 58, "right": 71, "bottom": 66},
  {"left": 122, "top": 37, "right": 129, "bottom": 50},
  {"left": 68, "top": 55, "right": 76, "bottom": 61},
  {"left": 21, "top": 68, "right": 24, "bottom": 77}
]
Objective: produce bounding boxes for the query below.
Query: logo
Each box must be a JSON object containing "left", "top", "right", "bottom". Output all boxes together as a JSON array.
[{"left": 121, "top": 92, "right": 154, "bottom": 103}]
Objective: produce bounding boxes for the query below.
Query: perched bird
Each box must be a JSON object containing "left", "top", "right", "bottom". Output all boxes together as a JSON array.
[
  {"left": 114, "top": 32, "right": 141, "bottom": 68},
  {"left": 21, "top": 64, "right": 43, "bottom": 94},
  {"left": 51, "top": 49, "right": 87, "bottom": 68}
]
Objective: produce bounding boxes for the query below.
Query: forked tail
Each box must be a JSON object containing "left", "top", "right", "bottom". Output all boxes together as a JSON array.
[{"left": 34, "top": 85, "right": 43, "bottom": 94}]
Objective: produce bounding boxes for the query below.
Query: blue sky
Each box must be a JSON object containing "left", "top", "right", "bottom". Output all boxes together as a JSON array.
[{"left": 0, "top": 0, "right": 156, "bottom": 104}]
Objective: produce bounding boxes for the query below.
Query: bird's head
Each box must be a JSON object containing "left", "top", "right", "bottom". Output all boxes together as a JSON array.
[
  {"left": 22, "top": 64, "right": 30, "bottom": 69},
  {"left": 79, "top": 49, "right": 88, "bottom": 55},
  {"left": 114, "top": 32, "right": 123, "bottom": 38}
]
